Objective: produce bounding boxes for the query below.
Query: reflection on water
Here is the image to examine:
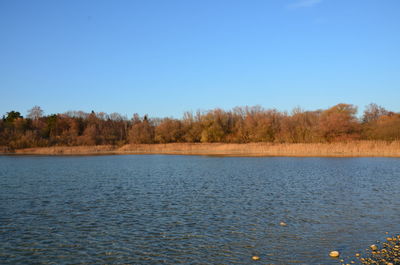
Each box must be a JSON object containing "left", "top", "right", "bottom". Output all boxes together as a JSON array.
[{"left": 1, "top": 155, "right": 399, "bottom": 264}]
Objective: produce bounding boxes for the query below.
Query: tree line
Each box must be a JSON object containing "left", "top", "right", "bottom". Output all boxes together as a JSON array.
[{"left": 1, "top": 103, "right": 399, "bottom": 149}]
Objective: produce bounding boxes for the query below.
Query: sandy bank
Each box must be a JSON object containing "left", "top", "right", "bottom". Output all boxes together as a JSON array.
[{"left": 2, "top": 141, "right": 400, "bottom": 157}]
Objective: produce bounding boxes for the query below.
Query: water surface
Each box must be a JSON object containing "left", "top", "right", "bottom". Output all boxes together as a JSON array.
[{"left": 1, "top": 155, "right": 399, "bottom": 264}]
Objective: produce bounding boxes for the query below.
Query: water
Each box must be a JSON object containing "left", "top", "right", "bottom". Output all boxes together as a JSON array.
[{"left": 0, "top": 155, "right": 399, "bottom": 264}]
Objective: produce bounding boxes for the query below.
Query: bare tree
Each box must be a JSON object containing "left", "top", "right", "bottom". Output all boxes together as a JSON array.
[
  {"left": 362, "top": 103, "right": 388, "bottom": 123},
  {"left": 27, "top": 106, "right": 44, "bottom": 120}
]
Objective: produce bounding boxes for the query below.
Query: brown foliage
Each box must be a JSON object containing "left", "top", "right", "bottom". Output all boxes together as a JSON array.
[
  {"left": 155, "top": 118, "right": 183, "bottom": 143},
  {"left": 129, "top": 115, "right": 155, "bottom": 144},
  {"left": 318, "top": 103, "right": 360, "bottom": 141},
  {"left": 279, "top": 109, "right": 320, "bottom": 143},
  {"left": 362, "top": 103, "right": 388, "bottom": 123},
  {"left": 1, "top": 103, "right": 399, "bottom": 149},
  {"left": 369, "top": 114, "right": 400, "bottom": 140}
]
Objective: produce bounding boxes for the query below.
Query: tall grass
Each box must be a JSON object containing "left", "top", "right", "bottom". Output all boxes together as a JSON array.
[
  {"left": 9, "top": 141, "right": 400, "bottom": 157},
  {"left": 119, "top": 141, "right": 400, "bottom": 156}
]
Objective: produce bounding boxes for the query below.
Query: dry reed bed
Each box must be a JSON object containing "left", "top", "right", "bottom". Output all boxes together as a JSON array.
[
  {"left": 4, "top": 141, "right": 400, "bottom": 157},
  {"left": 8, "top": 145, "right": 117, "bottom": 155}
]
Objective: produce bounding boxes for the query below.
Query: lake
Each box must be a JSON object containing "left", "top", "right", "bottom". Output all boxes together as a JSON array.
[{"left": 1, "top": 155, "right": 399, "bottom": 264}]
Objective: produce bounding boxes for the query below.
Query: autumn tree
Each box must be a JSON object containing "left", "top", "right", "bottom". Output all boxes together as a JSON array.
[
  {"left": 199, "top": 109, "right": 233, "bottom": 143},
  {"left": 279, "top": 108, "right": 320, "bottom": 143},
  {"left": 368, "top": 113, "right": 400, "bottom": 141},
  {"left": 181, "top": 111, "right": 202, "bottom": 142},
  {"left": 77, "top": 111, "right": 101, "bottom": 145},
  {"left": 100, "top": 113, "right": 128, "bottom": 146},
  {"left": 129, "top": 115, "right": 155, "bottom": 144},
  {"left": 361, "top": 103, "right": 389, "bottom": 139},
  {"left": 318, "top": 103, "right": 360, "bottom": 142},
  {"left": 235, "top": 107, "right": 282, "bottom": 142},
  {"left": 1, "top": 104, "right": 399, "bottom": 149},
  {"left": 155, "top": 118, "right": 183, "bottom": 143},
  {"left": 362, "top": 103, "right": 388, "bottom": 124}
]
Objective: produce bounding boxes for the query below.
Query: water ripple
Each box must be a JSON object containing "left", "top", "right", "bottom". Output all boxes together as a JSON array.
[{"left": 1, "top": 155, "right": 400, "bottom": 264}]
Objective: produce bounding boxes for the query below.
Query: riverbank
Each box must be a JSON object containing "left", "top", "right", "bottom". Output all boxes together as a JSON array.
[{"left": 1, "top": 141, "right": 400, "bottom": 157}]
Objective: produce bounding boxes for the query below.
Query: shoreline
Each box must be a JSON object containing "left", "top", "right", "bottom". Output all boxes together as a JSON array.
[{"left": 1, "top": 141, "right": 400, "bottom": 157}]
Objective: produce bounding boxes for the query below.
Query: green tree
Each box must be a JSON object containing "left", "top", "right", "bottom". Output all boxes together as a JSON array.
[{"left": 3, "top": 111, "right": 23, "bottom": 123}]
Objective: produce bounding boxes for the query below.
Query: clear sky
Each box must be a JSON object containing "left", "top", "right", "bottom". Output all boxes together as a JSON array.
[{"left": 1, "top": 0, "right": 399, "bottom": 118}]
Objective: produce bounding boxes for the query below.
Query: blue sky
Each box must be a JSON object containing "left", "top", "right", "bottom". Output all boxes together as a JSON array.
[{"left": 1, "top": 0, "right": 399, "bottom": 118}]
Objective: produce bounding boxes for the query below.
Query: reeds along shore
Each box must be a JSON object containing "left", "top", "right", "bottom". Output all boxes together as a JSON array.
[{"left": 3, "top": 141, "right": 400, "bottom": 157}]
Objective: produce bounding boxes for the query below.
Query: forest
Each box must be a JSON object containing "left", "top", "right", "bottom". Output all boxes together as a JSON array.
[{"left": 1, "top": 103, "right": 399, "bottom": 150}]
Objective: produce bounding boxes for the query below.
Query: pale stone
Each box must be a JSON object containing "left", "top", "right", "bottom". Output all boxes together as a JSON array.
[{"left": 370, "top": 244, "right": 378, "bottom": 251}]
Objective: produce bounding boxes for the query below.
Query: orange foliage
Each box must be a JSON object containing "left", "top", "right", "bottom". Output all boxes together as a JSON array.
[{"left": 1, "top": 103, "right": 399, "bottom": 149}]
